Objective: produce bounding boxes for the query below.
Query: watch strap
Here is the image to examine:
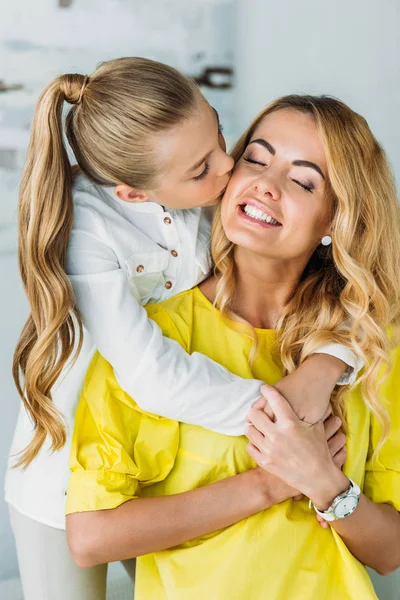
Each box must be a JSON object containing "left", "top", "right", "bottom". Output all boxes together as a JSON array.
[{"left": 311, "top": 478, "right": 361, "bottom": 521}]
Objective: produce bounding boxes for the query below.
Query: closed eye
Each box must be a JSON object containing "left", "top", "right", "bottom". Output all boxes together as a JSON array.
[
  {"left": 193, "top": 163, "right": 210, "bottom": 181},
  {"left": 291, "top": 178, "right": 314, "bottom": 193},
  {"left": 244, "top": 157, "right": 267, "bottom": 167}
]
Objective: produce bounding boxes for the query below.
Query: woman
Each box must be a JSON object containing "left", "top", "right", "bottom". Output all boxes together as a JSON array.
[
  {"left": 66, "top": 95, "right": 400, "bottom": 599},
  {"left": 6, "top": 59, "right": 356, "bottom": 599}
]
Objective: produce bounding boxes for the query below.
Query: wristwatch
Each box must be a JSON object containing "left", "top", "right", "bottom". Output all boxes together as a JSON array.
[{"left": 311, "top": 478, "right": 361, "bottom": 521}]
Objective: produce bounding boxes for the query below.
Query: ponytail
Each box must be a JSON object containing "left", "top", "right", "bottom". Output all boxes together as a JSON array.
[{"left": 13, "top": 75, "right": 86, "bottom": 467}]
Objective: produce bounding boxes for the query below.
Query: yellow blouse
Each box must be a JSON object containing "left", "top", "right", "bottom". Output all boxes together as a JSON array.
[{"left": 67, "top": 287, "right": 400, "bottom": 600}]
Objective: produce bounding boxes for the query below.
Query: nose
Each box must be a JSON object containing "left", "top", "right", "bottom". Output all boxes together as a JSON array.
[
  {"left": 216, "top": 148, "right": 235, "bottom": 177},
  {"left": 253, "top": 175, "right": 280, "bottom": 201}
]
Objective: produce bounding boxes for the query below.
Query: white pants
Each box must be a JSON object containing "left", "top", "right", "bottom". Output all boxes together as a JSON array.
[{"left": 9, "top": 505, "right": 136, "bottom": 600}]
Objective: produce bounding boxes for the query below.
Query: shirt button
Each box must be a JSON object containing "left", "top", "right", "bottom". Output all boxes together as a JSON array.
[
  {"left": 163, "top": 217, "right": 172, "bottom": 225},
  {"left": 136, "top": 265, "right": 144, "bottom": 273},
  {"left": 171, "top": 250, "right": 178, "bottom": 257},
  {"left": 165, "top": 281, "right": 172, "bottom": 289}
]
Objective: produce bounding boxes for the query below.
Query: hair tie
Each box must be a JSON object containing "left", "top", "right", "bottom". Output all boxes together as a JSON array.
[{"left": 77, "top": 75, "right": 89, "bottom": 104}]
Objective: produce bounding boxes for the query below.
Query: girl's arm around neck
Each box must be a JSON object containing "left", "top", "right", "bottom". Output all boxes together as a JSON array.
[{"left": 66, "top": 468, "right": 295, "bottom": 568}]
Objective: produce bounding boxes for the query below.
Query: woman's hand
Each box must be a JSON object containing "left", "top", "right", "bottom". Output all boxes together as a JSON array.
[{"left": 245, "top": 385, "right": 349, "bottom": 509}]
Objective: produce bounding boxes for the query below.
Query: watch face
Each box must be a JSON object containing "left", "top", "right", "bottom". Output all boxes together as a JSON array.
[{"left": 334, "top": 496, "right": 358, "bottom": 519}]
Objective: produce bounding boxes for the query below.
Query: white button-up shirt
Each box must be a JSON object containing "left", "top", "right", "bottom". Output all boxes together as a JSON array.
[{"left": 5, "top": 174, "right": 360, "bottom": 529}]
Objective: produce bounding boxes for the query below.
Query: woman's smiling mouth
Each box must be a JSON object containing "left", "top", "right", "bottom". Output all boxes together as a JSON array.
[{"left": 238, "top": 201, "right": 283, "bottom": 228}]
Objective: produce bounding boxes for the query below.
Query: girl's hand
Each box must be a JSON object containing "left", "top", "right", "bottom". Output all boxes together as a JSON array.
[{"left": 245, "top": 386, "right": 349, "bottom": 509}]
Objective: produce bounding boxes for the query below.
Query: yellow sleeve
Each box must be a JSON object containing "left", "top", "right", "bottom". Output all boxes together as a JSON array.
[
  {"left": 66, "top": 307, "right": 185, "bottom": 515},
  {"left": 363, "top": 346, "right": 400, "bottom": 511}
]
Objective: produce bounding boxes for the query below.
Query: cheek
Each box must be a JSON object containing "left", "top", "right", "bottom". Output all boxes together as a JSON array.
[
  {"left": 221, "top": 167, "right": 246, "bottom": 202},
  {"left": 220, "top": 195, "right": 231, "bottom": 228},
  {"left": 285, "top": 207, "right": 328, "bottom": 251}
]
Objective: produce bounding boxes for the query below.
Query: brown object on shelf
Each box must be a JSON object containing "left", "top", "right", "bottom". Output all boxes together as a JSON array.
[
  {"left": 193, "top": 67, "right": 233, "bottom": 89},
  {"left": 0, "top": 80, "right": 24, "bottom": 93},
  {"left": 59, "top": 0, "right": 73, "bottom": 7}
]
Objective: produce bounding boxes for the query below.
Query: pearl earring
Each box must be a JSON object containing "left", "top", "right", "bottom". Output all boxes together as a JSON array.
[{"left": 321, "top": 235, "right": 332, "bottom": 246}]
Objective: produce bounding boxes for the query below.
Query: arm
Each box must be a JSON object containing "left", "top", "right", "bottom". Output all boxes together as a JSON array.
[
  {"left": 246, "top": 386, "right": 400, "bottom": 576},
  {"left": 272, "top": 354, "right": 347, "bottom": 424},
  {"left": 314, "top": 482, "right": 400, "bottom": 576},
  {"left": 66, "top": 212, "right": 262, "bottom": 436},
  {"left": 67, "top": 467, "right": 293, "bottom": 568}
]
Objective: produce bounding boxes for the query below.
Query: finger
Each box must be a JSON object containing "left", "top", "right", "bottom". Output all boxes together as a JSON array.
[
  {"left": 258, "top": 385, "right": 277, "bottom": 420},
  {"left": 332, "top": 447, "right": 347, "bottom": 470},
  {"left": 328, "top": 431, "right": 346, "bottom": 457},
  {"left": 263, "top": 401, "right": 275, "bottom": 420},
  {"left": 315, "top": 514, "right": 330, "bottom": 528},
  {"left": 260, "top": 384, "right": 296, "bottom": 422},
  {"left": 247, "top": 408, "right": 274, "bottom": 437},
  {"left": 252, "top": 397, "right": 267, "bottom": 410},
  {"left": 246, "top": 442, "right": 267, "bottom": 468},
  {"left": 293, "top": 494, "right": 304, "bottom": 501},
  {"left": 245, "top": 424, "right": 266, "bottom": 452},
  {"left": 323, "top": 415, "right": 342, "bottom": 440}
]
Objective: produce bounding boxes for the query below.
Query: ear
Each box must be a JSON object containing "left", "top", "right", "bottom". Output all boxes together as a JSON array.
[{"left": 114, "top": 184, "right": 150, "bottom": 204}]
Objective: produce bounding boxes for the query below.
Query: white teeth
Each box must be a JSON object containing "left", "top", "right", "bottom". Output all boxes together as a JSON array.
[{"left": 243, "top": 204, "right": 280, "bottom": 225}]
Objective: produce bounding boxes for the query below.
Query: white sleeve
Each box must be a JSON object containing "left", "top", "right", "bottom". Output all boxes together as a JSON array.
[
  {"left": 313, "top": 344, "right": 364, "bottom": 385},
  {"left": 66, "top": 220, "right": 263, "bottom": 437}
]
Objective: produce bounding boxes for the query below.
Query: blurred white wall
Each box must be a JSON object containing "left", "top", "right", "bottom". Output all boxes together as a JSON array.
[
  {"left": 235, "top": 2, "right": 400, "bottom": 597},
  {"left": 235, "top": 0, "right": 400, "bottom": 186}
]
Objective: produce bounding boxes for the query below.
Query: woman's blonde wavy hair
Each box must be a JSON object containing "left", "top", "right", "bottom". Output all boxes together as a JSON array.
[
  {"left": 14, "top": 57, "right": 202, "bottom": 468},
  {"left": 212, "top": 95, "right": 400, "bottom": 445}
]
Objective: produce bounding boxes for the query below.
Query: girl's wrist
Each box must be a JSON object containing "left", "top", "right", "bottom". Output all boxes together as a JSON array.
[{"left": 306, "top": 353, "right": 347, "bottom": 387}]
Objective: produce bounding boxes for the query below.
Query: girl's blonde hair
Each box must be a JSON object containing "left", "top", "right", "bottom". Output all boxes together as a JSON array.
[
  {"left": 212, "top": 95, "right": 400, "bottom": 444},
  {"left": 14, "top": 57, "right": 202, "bottom": 468}
]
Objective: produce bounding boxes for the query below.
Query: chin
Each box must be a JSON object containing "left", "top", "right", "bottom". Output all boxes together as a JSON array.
[{"left": 224, "top": 230, "right": 271, "bottom": 254}]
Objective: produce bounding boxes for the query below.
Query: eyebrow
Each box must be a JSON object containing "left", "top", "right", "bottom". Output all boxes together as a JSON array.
[
  {"left": 248, "top": 138, "right": 325, "bottom": 180},
  {"left": 186, "top": 107, "right": 220, "bottom": 174}
]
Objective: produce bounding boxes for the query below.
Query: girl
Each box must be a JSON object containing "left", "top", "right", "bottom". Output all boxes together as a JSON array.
[
  {"left": 7, "top": 59, "right": 358, "bottom": 599},
  {"left": 66, "top": 95, "right": 400, "bottom": 599}
]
